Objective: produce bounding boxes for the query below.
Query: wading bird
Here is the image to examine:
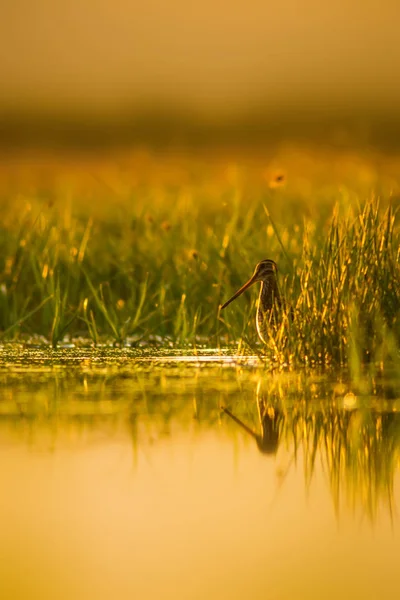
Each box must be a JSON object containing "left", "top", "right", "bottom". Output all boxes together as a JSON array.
[{"left": 220, "top": 259, "right": 282, "bottom": 344}]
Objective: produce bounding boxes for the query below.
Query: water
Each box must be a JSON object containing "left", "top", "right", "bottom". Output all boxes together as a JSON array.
[{"left": 1, "top": 346, "right": 400, "bottom": 600}]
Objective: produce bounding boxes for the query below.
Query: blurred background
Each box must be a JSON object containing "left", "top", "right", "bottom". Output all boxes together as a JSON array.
[{"left": 1, "top": 0, "right": 400, "bottom": 149}]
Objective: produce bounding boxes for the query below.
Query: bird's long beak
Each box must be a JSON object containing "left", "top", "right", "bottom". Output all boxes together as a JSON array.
[{"left": 220, "top": 273, "right": 258, "bottom": 309}]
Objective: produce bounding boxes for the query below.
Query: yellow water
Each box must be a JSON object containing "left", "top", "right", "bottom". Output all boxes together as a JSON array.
[{"left": 0, "top": 348, "right": 399, "bottom": 599}]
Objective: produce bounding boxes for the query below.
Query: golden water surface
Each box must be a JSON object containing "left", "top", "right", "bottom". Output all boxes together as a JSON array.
[{"left": 0, "top": 348, "right": 399, "bottom": 600}]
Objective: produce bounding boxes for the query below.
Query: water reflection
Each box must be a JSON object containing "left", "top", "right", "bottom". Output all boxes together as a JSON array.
[
  {"left": 1, "top": 353, "right": 400, "bottom": 599},
  {"left": 222, "top": 402, "right": 281, "bottom": 455},
  {"left": 221, "top": 377, "right": 400, "bottom": 522},
  {"left": 1, "top": 361, "right": 399, "bottom": 522}
]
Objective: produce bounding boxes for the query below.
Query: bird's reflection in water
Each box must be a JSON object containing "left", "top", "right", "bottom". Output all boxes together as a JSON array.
[
  {"left": 222, "top": 396, "right": 282, "bottom": 455},
  {"left": 222, "top": 374, "right": 400, "bottom": 523}
]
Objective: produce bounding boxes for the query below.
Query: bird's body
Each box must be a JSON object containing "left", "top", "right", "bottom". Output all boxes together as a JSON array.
[{"left": 221, "top": 259, "right": 282, "bottom": 343}]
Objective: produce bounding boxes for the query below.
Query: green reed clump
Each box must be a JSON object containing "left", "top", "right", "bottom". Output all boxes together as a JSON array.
[
  {"left": 255, "top": 200, "right": 400, "bottom": 367},
  {"left": 0, "top": 149, "right": 399, "bottom": 366}
]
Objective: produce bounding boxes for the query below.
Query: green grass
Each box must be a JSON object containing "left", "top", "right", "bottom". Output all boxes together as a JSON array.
[{"left": 0, "top": 146, "right": 400, "bottom": 367}]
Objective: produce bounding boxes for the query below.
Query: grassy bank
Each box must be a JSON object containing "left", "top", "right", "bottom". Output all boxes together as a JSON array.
[{"left": 0, "top": 146, "right": 399, "bottom": 366}]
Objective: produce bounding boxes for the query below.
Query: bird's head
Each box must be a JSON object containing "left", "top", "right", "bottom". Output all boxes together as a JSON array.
[{"left": 220, "top": 259, "right": 278, "bottom": 310}]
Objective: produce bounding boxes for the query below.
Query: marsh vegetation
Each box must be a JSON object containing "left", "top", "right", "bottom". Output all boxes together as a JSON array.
[
  {"left": 0, "top": 146, "right": 399, "bottom": 368},
  {"left": 2, "top": 143, "right": 400, "bottom": 598}
]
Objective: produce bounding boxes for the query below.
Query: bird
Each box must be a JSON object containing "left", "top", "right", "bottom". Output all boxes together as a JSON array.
[{"left": 220, "top": 259, "right": 283, "bottom": 344}]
